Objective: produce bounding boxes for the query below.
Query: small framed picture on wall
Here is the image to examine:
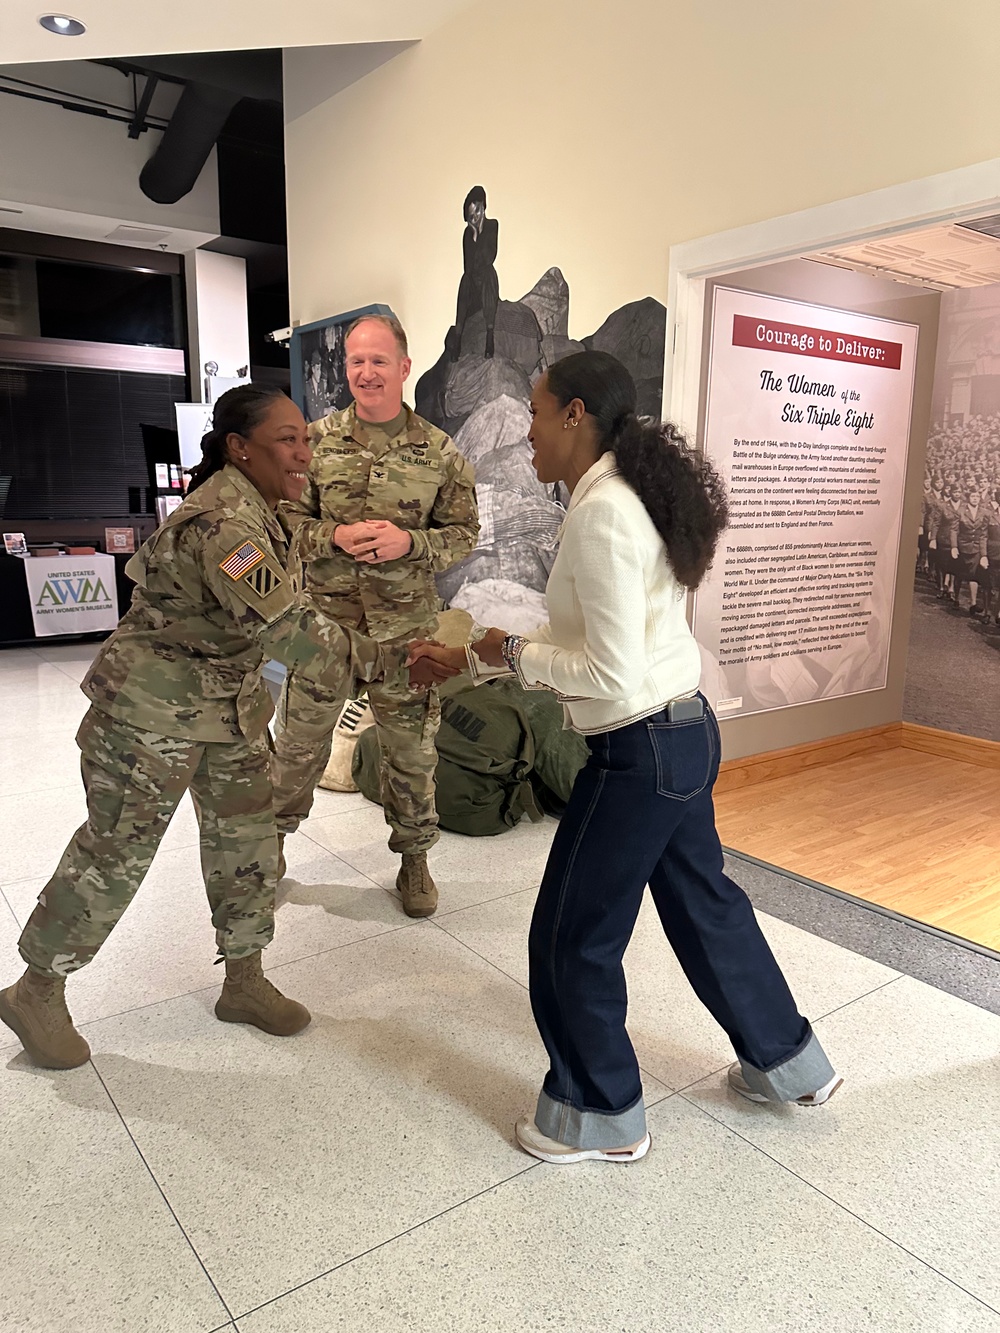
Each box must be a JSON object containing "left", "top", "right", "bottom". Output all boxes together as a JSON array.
[{"left": 291, "top": 304, "right": 395, "bottom": 424}]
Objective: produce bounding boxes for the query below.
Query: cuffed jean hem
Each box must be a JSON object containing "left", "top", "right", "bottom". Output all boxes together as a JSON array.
[
  {"left": 535, "top": 1088, "right": 648, "bottom": 1150},
  {"left": 737, "top": 1025, "right": 835, "bottom": 1101}
]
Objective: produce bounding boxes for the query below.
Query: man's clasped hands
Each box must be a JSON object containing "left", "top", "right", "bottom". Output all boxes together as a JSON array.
[
  {"left": 330, "top": 517, "right": 509, "bottom": 693},
  {"left": 334, "top": 519, "right": 413, "bottom": 564},
  {"left": 330, "top": 519, "right": 510, "bottom": 690}
]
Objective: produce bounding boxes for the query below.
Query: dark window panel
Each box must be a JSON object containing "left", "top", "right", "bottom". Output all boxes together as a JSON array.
[
  {"left": 34, "top": 259, "right": 183, "bottom": 348},
  {"left": 0, "top": 366, "right": 185, "bottom": 518}
]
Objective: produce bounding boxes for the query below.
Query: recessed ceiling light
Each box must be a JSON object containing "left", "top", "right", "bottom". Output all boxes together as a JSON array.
[{"left": 38, "top": 14, "right": 87, "bottom": 36}]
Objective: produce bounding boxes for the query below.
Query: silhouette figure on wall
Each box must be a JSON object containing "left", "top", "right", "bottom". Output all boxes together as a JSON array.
[
  {"left": 414, "top": 181, "right": 666, "bottom": 629},
  {"left": 447, "top": 186, "right": 500, "bottom": 360}
]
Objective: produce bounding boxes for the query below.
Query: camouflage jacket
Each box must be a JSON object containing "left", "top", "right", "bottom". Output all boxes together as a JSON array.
[
  {"left": 83, "top": 465, "right": 388, "bottom": 743},
  {"left": 284, "top": 403, "right": 479, "bottom": 640}
]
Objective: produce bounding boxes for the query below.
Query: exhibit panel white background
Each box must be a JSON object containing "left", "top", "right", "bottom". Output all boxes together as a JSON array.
[{"left": 695, "top": 288, "right": 918, "bottom": 720}]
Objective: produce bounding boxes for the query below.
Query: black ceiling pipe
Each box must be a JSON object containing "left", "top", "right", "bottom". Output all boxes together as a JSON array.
[{"left": 139, "top": 82, "right": 241, "bottom": 205}]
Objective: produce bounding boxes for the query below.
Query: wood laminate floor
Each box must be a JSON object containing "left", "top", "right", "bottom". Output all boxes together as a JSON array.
[{"left": 715, "top": 747, "right": 1000, "bottom": 953}]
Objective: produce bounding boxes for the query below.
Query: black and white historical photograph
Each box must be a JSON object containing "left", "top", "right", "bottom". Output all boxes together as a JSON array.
[
  {"left": 904, "top": 284, "right": 1000, "bottom": 741},
  {"left": 416, "top": 184, "right": 668, "bottom": 635}
]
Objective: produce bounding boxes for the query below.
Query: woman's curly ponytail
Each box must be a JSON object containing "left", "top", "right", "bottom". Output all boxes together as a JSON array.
[{"left": 545, "top": 351, "right": 729, "bottom": 589}]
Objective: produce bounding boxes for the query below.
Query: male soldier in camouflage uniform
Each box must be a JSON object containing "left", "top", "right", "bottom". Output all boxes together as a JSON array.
[
  {"left": 0, "top": 386, "right": 416, "bottom": 1070},
  {"left": 272, "top": 315, "right": 479, "bottom": 917}
]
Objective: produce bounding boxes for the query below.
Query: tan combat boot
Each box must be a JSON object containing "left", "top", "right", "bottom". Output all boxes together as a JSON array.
[
  {"left": 0, "top": 967, "right": 91, "bottom": 1069},
  {"left": 277, "top": 833, "right": 287, "bottom": 881},
  {"left": 214, "top": 952, "right": 310, "bottom": 1036},
  {"left": 397, "top": 852, "right": 439, "bottom": 918}
]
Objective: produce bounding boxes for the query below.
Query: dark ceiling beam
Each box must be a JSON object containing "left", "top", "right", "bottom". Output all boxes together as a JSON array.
[{"left": 127, "top": 73, "right": 160, "bottom": 139}]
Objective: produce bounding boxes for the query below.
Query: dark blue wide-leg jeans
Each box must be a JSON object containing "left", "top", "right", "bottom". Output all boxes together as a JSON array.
[{"left": 528, "top": 699, "right": 835, "bottom": 1149}]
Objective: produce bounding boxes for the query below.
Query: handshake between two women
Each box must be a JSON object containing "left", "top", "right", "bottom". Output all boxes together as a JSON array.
[{"left": 405, "top": 627, "right": 508, "bottom": 689}]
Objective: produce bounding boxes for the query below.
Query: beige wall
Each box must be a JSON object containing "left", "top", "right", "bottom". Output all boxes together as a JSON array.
[
  {"left": 284, "top": 0, "right": 999, "bottom": 381},
  {"left": 284, "top": 0, "right": 995, "bottom": 755}
]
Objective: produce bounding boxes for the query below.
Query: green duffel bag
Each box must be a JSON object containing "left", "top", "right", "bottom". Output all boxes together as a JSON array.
[{"left": 352, "top": 675, "right": 588, "bottom": 836}]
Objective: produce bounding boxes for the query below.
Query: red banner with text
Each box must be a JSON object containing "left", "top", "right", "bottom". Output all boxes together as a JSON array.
[{"left": 732, "top": 314, "right": 903, "bottom": 369}]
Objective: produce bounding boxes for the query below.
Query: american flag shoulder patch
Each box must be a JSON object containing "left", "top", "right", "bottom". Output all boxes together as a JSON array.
[{"left": 219, "top": 541, "right": 266, "bottom": 580}]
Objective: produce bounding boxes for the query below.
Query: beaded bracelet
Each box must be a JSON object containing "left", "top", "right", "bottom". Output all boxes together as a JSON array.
[{"left": 501, "top": 633, "right": 528, "bottom": 676}]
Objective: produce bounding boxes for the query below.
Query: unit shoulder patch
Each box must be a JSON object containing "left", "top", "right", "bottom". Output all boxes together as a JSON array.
[
  {"left": 245, "top": 563, "right": 283, "bottom": 598},
  {"left": 219, "top": 541, "right": 266, "bottom": 580}
]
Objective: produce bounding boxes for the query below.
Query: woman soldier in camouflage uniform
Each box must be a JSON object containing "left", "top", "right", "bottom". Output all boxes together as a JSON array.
[{"left": 0, "top": 386, "right": 437, "bottom": 1070}]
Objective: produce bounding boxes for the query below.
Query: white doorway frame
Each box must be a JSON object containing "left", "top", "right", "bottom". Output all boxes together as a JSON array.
[{"left": 663, "top": 156, "right": 1000, "bottom": 435}]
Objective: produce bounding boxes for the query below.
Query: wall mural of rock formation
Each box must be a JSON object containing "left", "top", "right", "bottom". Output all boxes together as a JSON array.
[{"left": 415, "top": 187, "right": 667, "bottom": 630}]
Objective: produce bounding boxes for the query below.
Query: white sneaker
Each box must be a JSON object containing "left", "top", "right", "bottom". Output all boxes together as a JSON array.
[
  {"left": 514, "top": 1116, "right": 651, "bottom": 1164},
  {"left": 727, "top": 1063, "right": 843, "bottom": 1106}
]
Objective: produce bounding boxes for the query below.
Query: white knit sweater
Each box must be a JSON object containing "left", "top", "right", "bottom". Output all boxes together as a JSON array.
[{"left": 469, "top": 452, "right": 703, "bottom": 735}]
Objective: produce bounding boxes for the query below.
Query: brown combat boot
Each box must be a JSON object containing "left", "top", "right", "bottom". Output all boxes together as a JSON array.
[
  {"left": 0, "top": 967, "right": 91, "bottom": 1069},
  {"left": 214, "top": 952, "right": 310, "bottom": 1036},
  {"left": 397, "top": 852, "right": 439, "bottom": 918},
  {"left": 277, "top": 833, "right": 287, "bottom": 881}
]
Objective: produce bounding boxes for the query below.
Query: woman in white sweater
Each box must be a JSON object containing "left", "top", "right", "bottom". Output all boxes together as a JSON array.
[{"left": 411, "top": 351, "right": 840, "bottom": 1163}]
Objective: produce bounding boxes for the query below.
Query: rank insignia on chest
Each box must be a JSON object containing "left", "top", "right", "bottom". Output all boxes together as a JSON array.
[
  {"left": 245, "top": 563, "right": 282, "bottom": 597},
  {"left": 371, "top": 467, "right": 388, "bottom": 483},
  {"left": 220, "top": 541, "right": 266, "bottom": 579}
]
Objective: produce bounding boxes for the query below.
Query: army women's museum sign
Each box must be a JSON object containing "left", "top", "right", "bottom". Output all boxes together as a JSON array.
[{"left": 22, "top": 554, "right": 119, "bottom": 637}]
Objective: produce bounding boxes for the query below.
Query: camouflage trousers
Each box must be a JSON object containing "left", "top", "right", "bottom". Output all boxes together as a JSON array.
[
  {"left": 271, "top": 638, "right": 441, "bottom": 856},
  {"left": 19, "top": 707, "right": 278, "bottom": 979}
]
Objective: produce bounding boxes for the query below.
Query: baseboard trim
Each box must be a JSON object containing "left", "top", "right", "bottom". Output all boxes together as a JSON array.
[
  {"left": 716, "top": 723, "right": 902, "bottom": 793},
  {"left": 716, "top": 717, "right": 1000, "bottom": 790},
  {"left": 900, "top": 722, "right": 1000, "bottom": 770}
]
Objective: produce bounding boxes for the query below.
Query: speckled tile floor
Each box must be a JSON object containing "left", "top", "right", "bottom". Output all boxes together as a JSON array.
[{"left": 2, "top": 640, "right": 999, "bottom": 1333}]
